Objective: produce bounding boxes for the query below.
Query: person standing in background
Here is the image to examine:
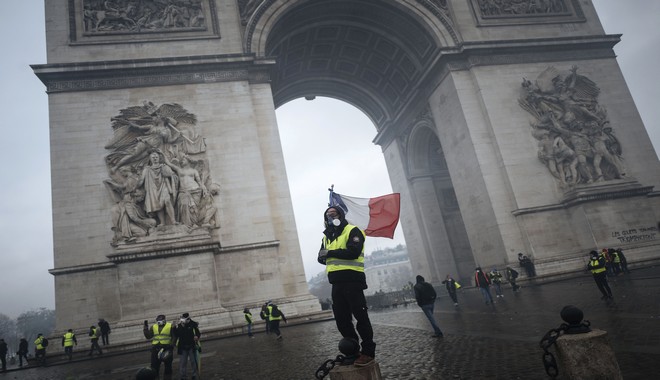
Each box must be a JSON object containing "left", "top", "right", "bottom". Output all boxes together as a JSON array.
[{"left": 413, "top": 275, "right": 444, "bottom": 337}]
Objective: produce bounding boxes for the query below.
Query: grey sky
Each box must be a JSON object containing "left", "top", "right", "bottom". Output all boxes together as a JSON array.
[{"left": 0, "top": 1, "right": 658, "bottom": 318}]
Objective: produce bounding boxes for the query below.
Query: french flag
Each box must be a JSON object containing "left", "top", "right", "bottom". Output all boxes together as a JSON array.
[{"left": 329, "top": 191, "right": 401, "bottom": 239}]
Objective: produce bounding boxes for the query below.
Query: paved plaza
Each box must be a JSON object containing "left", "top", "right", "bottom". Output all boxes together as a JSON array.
[{"left": 2, "top": 266, "right": 659, "bottom": 379}]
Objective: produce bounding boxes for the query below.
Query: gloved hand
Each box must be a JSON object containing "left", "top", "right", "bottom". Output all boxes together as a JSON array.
[{"left": 318, "top": 249, "right": 329, "bottom": 264}]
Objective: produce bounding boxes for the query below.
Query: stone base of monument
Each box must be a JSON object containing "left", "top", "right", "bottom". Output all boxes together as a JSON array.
[
  {"left": 555, "top": 329, "right": 622, "bottom": 380},
  {"left": 330, "top": 360, "right": 382, "bottom": 380}
]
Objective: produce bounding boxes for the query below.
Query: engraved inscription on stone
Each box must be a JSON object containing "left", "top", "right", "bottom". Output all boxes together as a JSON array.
[
  {"left": 519, "top": 66, "right": 626, "bottom": 186},
  {"left": 104, "top": 101, "right": 219, "bottom": 247},
  {"left": 83, "top": 0, "right": 207, "bottom": 34}
]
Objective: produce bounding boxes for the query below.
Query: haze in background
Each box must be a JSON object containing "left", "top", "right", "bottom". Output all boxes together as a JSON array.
[{"left": 0, "top": 1, "right": 657, "bottom": 317}]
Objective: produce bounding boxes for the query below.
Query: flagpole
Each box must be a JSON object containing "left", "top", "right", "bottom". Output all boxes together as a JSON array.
[{"left": 328, "top": 184, "right": 334, "bottom": 207}]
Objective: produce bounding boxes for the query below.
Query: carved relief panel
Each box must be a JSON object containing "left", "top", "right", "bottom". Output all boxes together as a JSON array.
[
  {"left": 469, "top": 0, "right": 585, "bottom": 26},
  {"left": 103, "top": 101, "right": 220, "bottom": 247},
  {"left": 70, "top": 0, "right": 220, "bottom": 43},
  {"left": 519, "top": 66, "right": 626, "bottom": 187}
]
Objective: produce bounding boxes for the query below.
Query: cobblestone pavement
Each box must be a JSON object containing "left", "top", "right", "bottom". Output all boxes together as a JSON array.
[{"left": 2, "top": 266, "right": 659, "bottom": 379}]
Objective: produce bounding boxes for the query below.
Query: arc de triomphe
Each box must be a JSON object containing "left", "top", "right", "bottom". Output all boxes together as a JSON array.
[{"left": 34, "top": 0, "right": 660, "bottom": 333}]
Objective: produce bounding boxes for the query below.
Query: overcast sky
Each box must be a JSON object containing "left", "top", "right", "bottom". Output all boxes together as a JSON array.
[{"left": 0, "top": 1, "right": 658, "bottom": 318}]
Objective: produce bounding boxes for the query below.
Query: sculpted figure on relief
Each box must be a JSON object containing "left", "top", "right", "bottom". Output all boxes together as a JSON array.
[
  {"left": 519, "top": 66, "right": 625, "bottom": 186},
  {"left": 104, "top": 101, "right": 219, "bottom": 246},
  {"left": 83, "top": 0, "right": 206, "bottom": 34}
]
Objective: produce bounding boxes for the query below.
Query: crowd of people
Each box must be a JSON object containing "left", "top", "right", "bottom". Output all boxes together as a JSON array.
[
  {"left": 0, "top": 317, "right": 112, "bottom": 370},
  {"left": 0, "top": 229, "right": 635, "bottom": 378}
]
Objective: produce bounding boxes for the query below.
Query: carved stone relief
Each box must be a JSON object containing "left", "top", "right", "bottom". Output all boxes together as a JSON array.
[
  {"left": 82, "top": 0, "right": 207, "bottom": 34},
  {"left": 476, "top": 0, "right": 569, "bottom": 17},
  {"left": 468, "top": 0, "right": 584, "bottom": 26},
  {"left": 103, "top": 101, "right": 220, "bottom": 247},
  {"left": 519, "top": 66, "right": 625, "bottom": 187},
  {"left": 238, "top": 0, "right": 263, "bottom": 26}
]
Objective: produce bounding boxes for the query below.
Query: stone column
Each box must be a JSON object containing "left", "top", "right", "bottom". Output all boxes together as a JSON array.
[{"left": 554, "top": 329, "right": 622, "bottom": 380}]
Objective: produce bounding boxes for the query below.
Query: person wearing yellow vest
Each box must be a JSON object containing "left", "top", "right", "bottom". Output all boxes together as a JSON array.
[
  {"left": 318, "top": 206, "right": 375, "bottom": 367},
  {"left": 61, "top": 329, "right": 77, "bottom": 360},
  {"left": 244, "top": 308, "right": 254, "bottom": 338},
  {"left": 266, "top": 302, "right": 287, "bottom": 340},
  {"left": 143, "top": 314, "right": 174, "bottom": 376},
  {"left": 587, "top": 250, "right": 613, "bottom": 300},
  {"left": 88, "top": 325, "right": 103, "bottom": 356},
  {"left": 34, "top": 333, "right": 47, "bottom": 366}
]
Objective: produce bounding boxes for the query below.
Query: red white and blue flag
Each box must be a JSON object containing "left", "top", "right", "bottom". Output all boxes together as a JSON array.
[{"left": 328, "top": 190, "right": 400, "bottom": 239}]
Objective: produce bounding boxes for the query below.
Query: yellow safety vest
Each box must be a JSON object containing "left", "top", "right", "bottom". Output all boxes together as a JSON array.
[
  {"left": 90, "top": 327, "right": 98, "bottom": 340},
  {"left": 63, "top": 332, "right": 75, "bottom": 347},
  {"left": 267, "top": 305, "right": 282, "bottom": 321},
  {"left": 612, "top": 252, "right": 621, "bottom": 263},
  {"left": 35, "top": 336, "right": 44, "bottom": 350},
  {"left": 323, "top": 224, "right": 365, "bottom": 274},
  {"left": 151, "top": 323, "right": 172, "bottom": 345},
  {"left": 589, "top": 259, "right": 606, "bottom": 274}
]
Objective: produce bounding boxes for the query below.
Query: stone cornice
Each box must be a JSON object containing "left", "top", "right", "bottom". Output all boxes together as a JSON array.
[
  {"left": 49, "top": 261, "right": 117, "bottom": 276},
  {"left": 512, "top": 180, "right": 654, "bottom": 216},
  {"left": 49, "top": 240, "right": 281, "bottom": 275},
  {"left": 32, "top": 54, "right": 275, "bottom": 93},
  {"left": 107, "top": 242, "right": 222, "bottom": 263},
  {"left": 373, "top": 34, "right": 621, "bottom": 147}
]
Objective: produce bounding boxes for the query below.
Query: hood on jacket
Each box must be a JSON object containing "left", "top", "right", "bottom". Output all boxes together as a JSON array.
[
  {"left": 416, "top": 275, "right": 425, "bottom": 283},
  {"left": 324, "top": 205, "right": 347, "bottom": 228}
]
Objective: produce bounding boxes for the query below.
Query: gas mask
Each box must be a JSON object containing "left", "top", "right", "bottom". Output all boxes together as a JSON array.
[
  {"left": 326, "top": 215, "right": 341, "bottom": 227},
  {"left": 157, "top": 319, "right": 166, "bottom": 326},
  {"left": 180, "top": 318, "right": 188, "bottom": 324}
]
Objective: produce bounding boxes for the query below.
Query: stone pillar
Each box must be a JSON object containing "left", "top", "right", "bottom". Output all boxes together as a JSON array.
[
  {"left": 330, "top": 361, "right": 382, "bottom": 380},
  {"left": 554, "top": 329, "right": 622, "bottom": 380}
]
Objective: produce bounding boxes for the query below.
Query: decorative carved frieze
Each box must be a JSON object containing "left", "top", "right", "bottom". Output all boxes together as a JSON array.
[
  {"left": 69, "top": 0, "right": 220, "bottom": 43},
  {"left": 469, "top": 0, "right": 585, "bottom": 26},
  {"left": 415, "top": 0, "right": 458, "bottom": 44},
  {"left": 238, "top": 0, "right": 263, "bottom": 26},
  {"left": 82, "top": 0, "right": 207, "bottom": 34},
  {"left": 104, "top": 101, "right": 221, "bottom": 247},
  {"left": 519, "top": 66, "right": 626, "bottom": 187}
]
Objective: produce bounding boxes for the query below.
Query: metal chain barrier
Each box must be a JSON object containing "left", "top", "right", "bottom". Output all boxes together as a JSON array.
[
  {"left": 539, "top": 319, "right": 591, "bottom": 378},
  {"left": 315, "top": 354, "right": 347, "bottom": 379}
]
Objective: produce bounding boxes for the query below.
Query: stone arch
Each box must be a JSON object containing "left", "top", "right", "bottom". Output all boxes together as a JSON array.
[
  {"left": 244, "top": 0, "right": 459, "bottom": 126},
  {"left": 407, "top": 121, "right": 447, "bottom": 178},
  {"left": 405, "top": 119, "right": 474, "bottom": 283}
]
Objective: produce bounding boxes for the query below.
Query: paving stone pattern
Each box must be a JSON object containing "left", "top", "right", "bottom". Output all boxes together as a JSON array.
[{"left": 2, "top": 266, "right": 659, "bottom": 379}]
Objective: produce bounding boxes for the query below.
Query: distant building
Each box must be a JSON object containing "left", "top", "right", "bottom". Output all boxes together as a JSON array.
[{"left": 364, "top": 245, "right": 413, "bottom": 296}]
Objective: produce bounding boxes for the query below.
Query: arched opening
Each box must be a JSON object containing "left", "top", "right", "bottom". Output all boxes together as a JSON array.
[
  {"left": 275, "top": 97, "right": 406, "bottom": 280},
  {"left": 407, "top": 123, "right": 474, "bottom": 283},
  {"left": 249, "top": 0, "right": 454, "bottom": 127},
  {"left": 256, "top": 0, "right": 466, "bottom": 284}
]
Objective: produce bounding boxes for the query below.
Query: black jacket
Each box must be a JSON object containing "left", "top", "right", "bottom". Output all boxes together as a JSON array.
[
  {"left": 441, "top": 278, "right": 458, "bottom": 293},
  {"left": 413, "top": 275, "right": 437, "bottom": 306},
  {"left": 174, "top": 320, "right": 201, "bottom": 352},
  {"left": 18, "top": 339, "right": 28, "bottom": 355}
]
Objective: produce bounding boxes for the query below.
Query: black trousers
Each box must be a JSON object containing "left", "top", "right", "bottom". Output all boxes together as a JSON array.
[
  {"left": 17, "top": 352, "right": 28, "bottom": 366},
  {"left": 593, "top": 272, "right": 612, "bottom": 297},
  {"left": 89, "top": 339, "right": 102, "bottom": 355},
  {"left": 331, "top": 282, "right": 376, "bottom": 358},
  {"left": 270, "top": 320, "right": 281, "bottom": 336},
  {"left": 101, "top": 332, "right": 110, "bottom": 345},
  {"left": 447, "top": 290, "right": 458, "bottom": 303},
  {"left": 150, "top": 345, "right": 173, "bottom": 375}
]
